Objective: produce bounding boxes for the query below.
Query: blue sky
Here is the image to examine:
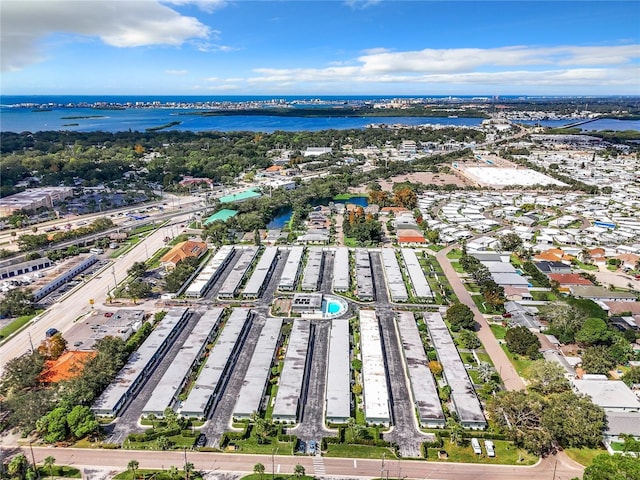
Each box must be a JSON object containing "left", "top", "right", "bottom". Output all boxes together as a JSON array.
[{"left": 1, "top": 0, "right": 639, "bottom": 95}]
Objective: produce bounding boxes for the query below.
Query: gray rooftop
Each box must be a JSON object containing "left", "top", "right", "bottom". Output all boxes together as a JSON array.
[
  {"left": 396, "top": 312, "right": 444, "bottom": 427},
  {"left": 424, "top": 312, "right": 486, "bottom": 427},
  {"left": 483, "top": 261, "right": 517, "bottom": 274},
  {"left": 218, "top": 247, "right": 259, "bottom": 298},
  {"left": 243, "top": 246, "right": 279, "bottom": 298},
  {"left": 355, "top": 249, "right": 374, "bottom": 300},
  {"left": 180, "top": 308, "right": 251, "bottom": 417},
  {"left": 491, "top": 272, "right": 530, "bottom": 287},
  {"left": 359, "top": 310, "right": 391, "bottom": 425},
  {"left": 326, "top": 319, "right": 351, "bottom": 423},
  {"left": 233, "top": 318, "right": 284, "bottom": 419},
  {"left": 92, "top": 307, "right": 190, "bottom": 416},
  {"left": 301, "top": 247, "right": 324, "bottom": 291},
  {"left": 185, "top": 245, "right": 234, "bottom": 298},
  {"left": 401, "top": 248, "right": 433, "bottom": 299},
  {"left": 573, "top": 379, "right": 640, "bottom": 410},
  {"left": 143, "top": 308, "right": 224, "bottom": 416},
  {"left": 272, "top": 319, "right": 311, "bottom": 422},
  {"left": 333, "top": 248, "right": 350, "bottom": 292},
  {"left": 278, "top": 247, "right": 304, "bottom": 291},
  {"left": 380, "top": 248, "right": 408, "bottom": 302}
]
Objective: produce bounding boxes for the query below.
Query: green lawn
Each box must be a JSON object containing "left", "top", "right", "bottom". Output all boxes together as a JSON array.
[
  {"left": 501, "top": 344, "right": 534, "bottom": 375},
  {"left": 530, "top": 291, "right": 557, "bottom": 301},
  {"left": 489, "top": 324, "right": 507, "bottom": 340},
  {"left": 427, "top": 440, "right": 536, "bottom": 465},
  {"left": 575, "top": 261, "right": 598, "bottom": 271},
  {"left": 344, "top": 236, "right": 358, "bottom": 247},
  {"left": 0, "top": 310, "right": 42, "bottom": 341},
  {"left": 36, "top": 465, "right": 81, "bottom": 478},
  {"left": 564, "top": 447, "right": 608, "bottom": 466},
  {"left": 324, "top": 444, "right": 397, "bottom": 459},
  {"left": 232, "top": 438, "right": 295, "bottom": 455},
  {"left": 471, "top": 295, "right": 503, "bottom": 314},
  {"left": 113, "top": 470, "right": 203, "bottom": 480},
  {"left": 451, "top": 262, "right": 465, "bottom": 273},
  {"left": 446, "top": 249, "right": 463, "bottom": 259},
  {"left": 476, "top": 352, "right": 495, "bottom": 366}
]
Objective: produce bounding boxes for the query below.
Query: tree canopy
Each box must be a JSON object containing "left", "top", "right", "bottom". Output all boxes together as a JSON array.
[
  {"left": 445, "top": 303, "right": 476, "bottom": 331},
  {"left": 505, "top": 326, "right": 541, "bottom": 358}
]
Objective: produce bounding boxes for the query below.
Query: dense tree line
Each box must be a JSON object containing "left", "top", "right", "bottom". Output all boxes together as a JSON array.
[
  {"left": 488, "top": 360, "right": 606, "bottom": 455},
  {"left": 458, "top": 249, "right": 505, "bottom": 308}
]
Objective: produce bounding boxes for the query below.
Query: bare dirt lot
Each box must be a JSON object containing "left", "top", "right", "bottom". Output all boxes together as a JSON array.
[{"left": 351, "top": 172, "right": 471, "bottom": 193}]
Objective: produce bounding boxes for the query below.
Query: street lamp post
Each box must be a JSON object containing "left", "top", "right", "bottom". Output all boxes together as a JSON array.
[
  {"left": 272, "top": 447, "right": 279, "bottom": 479},
  {"left": 111, "top": 266, "right": 117, "bottom": 297}
]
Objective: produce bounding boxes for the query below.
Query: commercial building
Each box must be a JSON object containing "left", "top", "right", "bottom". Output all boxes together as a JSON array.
[
  {"left": 142, "top": 308, "right": 224, "bottom": 416},
  {"left": 184, "top": 245, "right": 235, "bottom": 298},
  {"left": 233, "top": 318, "right": 284, "bottom": 420},
  {"left": 326, "top": 319, "right": 351, "bottom": 424},
  {"left": 160, "top": 240, "right": 207, "bottom": 271},
  {"left": 424, "top": 312, "right": 486, "bottom": 429},
  {"left": 380, "top": 248, "right": 408, "bottom": 302},
  {"left": 291, "top": 293, "right": 323, "bottom": 315},
  {"left": 400, "top": 248, "right": 433, "bottom": 300},
  {"left": 243, "top": 246, "right": 279, "bottom": 299},
  {"left": 396, "top": 312, "right": 445, "bottom": 427},
  {"left": 359, "top": 310, "right": 391, "bottom": 426},
  {"left": 0, "top": 186, "right": 73, "bottom": 216},
  {"left": 180, "top": 309, "right": 252, "bottom": 418},
  {"left": 92, "top": 307, "right": 191, "bottom": 416},
  {"left": 0, "top": 257, "right": 53, "bottom": 280},
  {"left": 355, "top": 249, "right": 375, "bottom": 301},
  {"left": 218, "top": 247, "right": 259, "bottom": 299},
  {"left": 272, "top": 320, "right": 311, "bottom": 423},
  {"left": 333, "top": 248, "right": 350, "bottom": 293},
  {"left": 32, "top": 255, "right": 98, "bottom": 301},
  {"left": 301, "top": 247, "right": 324, "bottom": 291},
  {"left": 278, "top": 246, "right": 304, "bottom": 291}
]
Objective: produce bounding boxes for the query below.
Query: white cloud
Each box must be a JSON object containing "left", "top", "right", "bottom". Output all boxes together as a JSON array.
[
  {"left": 162, "top": 0, "right": 227, "bottom": 13},
  {"left": 165, "top": 69, "right": 189, "bottom": 75},
  {"left": 344, "top": 0, "right": 382, "bottom": 9},
  {"left": 244, "top": 44, "right": 640, "bottom": 91},
  {"left": 1, "top": 0, "right": 210, "bottom": 72}
]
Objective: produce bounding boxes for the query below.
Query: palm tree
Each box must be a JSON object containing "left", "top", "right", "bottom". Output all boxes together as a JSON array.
[
  {"left": 168, "top": 466, "right": 179, "bottom": 480},
  {"left": 477, "top": 362, "right": 495, "bottom": 383},
  {"left": 253, "top": 462, "right": 265, "bottom": 480},
  {"left": 127, "top": 460, "right": 139, "bottom": 479},
  {"left": 446, "top": 418, "right": 465, "bottom": 446},
  {"left": 347, "top": 417, "right": 356, "bottom": 442},
  {"left": 44, "top": 455, "right": 56, "bottom": 479},
  {"left": 293, "top": 463, "right": 306, "bottom": 478}
]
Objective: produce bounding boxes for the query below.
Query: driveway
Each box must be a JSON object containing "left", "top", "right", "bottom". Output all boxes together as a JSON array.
[{"left": 435, "top": 247, "right": 525, "bottom": 391}]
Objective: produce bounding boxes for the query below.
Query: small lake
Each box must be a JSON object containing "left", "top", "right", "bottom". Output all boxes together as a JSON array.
[{"left": 267, "top": 196, "right": 369, "bottom": 229}]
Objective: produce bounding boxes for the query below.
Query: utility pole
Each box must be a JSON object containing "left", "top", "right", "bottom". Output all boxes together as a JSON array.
[
  {"left": 29, "top": 441, "right": 40, "bottom": 479},
  {"left": 272, "top": 447, "right": 279, "bottom": 479}
]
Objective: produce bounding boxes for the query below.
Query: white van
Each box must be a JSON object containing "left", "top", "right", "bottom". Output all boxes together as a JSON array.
[
  {"left": 484, "top": 440, "right": 495, "bottom": 457},
  {"left": 471, "top": 438, "right": 482, "bottom": 455},
  {"left": 89, "top": 248, "right": 104, "bottom": 254}
]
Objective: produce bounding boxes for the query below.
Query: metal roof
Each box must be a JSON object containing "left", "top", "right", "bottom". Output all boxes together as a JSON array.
[
  {"left": 272, "top": 319, "right": 311, "bottom": 422},
  {"left": 400, "top": 248, "right": 433, "bottom": 299},
  {"left": 278, "top": 246, "right": 304, "bottom": 291},
  {"left": 359, "top": 310, "right": 390, "bottom": 425},
  {"left": 92, "top": 307, "right": 190, "bottom": 416},
  {"left": 301, "top": 247, "right": 324, "bottom": 291},
  {"left": 180, "top": 308, "right": 250, "bottom": 417},
  {"left": 355, "top": 249, "right": 374, "bottom": 301},
  {"left": 326, "top": 319, "right": 351, "bottom": 422},
  {"left": 143, "top": 308, "right": 224, "bottom": 415},
  {"left": 396, "top": 312, "right": 444, "bottom": 426},
  {"left": 185, "top": 245, "right": 235, "bottom": 298},
  {"left": 243, "top": 246, "right": 278, "bottom": 298},
  {"left": 333, "top": 248, "right": 350, "bottom": 292},
  {"left": 233, "top": 318, "right": 284, "bottom": 419},
  {"left": 424, "top": 312, "right": 486, "bottom": 427},
  {"left": 380, "top": 248, "right": 408, "bottom": 302},
  {"left": 218, "top": 247, "right": 259, "bottom": 298}
]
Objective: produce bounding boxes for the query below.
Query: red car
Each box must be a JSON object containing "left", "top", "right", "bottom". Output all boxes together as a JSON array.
[{"left": 104, "top": 312, "right": 114, "bottom": 318}]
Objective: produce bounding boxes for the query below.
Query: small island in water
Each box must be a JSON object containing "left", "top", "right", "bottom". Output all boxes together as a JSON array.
[{"left": 145, "top": 121, "right": 182, "bottom": 132}]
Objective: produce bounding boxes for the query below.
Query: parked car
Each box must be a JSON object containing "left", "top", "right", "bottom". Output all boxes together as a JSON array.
[
  {"left": 104, "top": 312, "right": 114, "bottom": 317},
  {"left": 195, "top": 434, "right": 207, "bottom": 448}
]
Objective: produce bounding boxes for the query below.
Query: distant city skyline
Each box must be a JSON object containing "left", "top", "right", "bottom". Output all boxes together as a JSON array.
[{"left": 1, "top": 0, "right": 639, "bottom": 96}]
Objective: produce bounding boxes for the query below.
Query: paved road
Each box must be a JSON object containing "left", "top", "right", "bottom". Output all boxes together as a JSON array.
[
  {"left": 435, "top": 247, "right": 525, "bottom": 391},
  {"left": 369, "top": 252, "right": 434, "bottom": 457},
  {"left": 0, "top": 214, "right": 193, "bottom": 377},
  {"left": 10, "top": 446, "right": 584, "bottom": 480}
]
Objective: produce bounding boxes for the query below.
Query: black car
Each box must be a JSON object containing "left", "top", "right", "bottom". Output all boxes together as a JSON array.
[{"left": 195, "top": 434, "right": 207, "bottom": 448}]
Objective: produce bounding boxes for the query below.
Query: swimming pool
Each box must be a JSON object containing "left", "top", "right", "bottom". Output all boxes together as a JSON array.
[{"left": 322, "top": 295, "right": 348, "bottom": 318}]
